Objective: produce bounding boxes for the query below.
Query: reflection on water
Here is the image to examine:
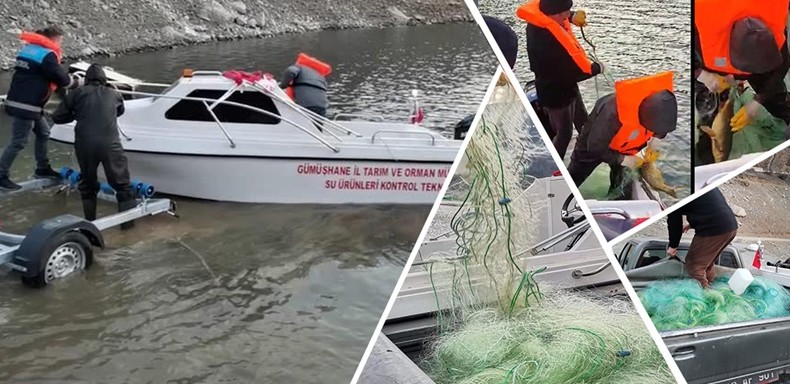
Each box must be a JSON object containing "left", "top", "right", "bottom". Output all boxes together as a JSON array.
[
  {"left": 479, "top": 0, "right": 691, "bottom": 200},
  {"left": 0, "top": 23, "right": 493, "bottom": 383}
]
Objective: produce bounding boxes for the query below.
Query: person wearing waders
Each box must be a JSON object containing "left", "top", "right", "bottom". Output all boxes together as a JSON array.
[
  {"left": 666, "top": 187, "right": 738, "bottom": 289},
  {"left": 694, "top": 0, "right": 790, "bottom": 134},
  {"left": 0, "top": 26, "right": 82, "bottom": 191},
  {"left": 517, "top": 0, "right": 602, "bottom": 160},
  {"left": 567, "top": 72, "right": 678, "bottom": 199},
  {"left": 52, "top": 64, "right": 136, "bottom": 230}
]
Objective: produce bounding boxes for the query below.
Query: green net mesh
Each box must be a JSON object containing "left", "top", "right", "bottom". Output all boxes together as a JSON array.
[
  {"left": 729, "top": 90, "right": 787, "bottom": 159},
  {"left": 417, "top": 81, "right": 673, "bottom": 384},
  {"left": 639, "top": 276, "right": 790, "bottom": 331}
]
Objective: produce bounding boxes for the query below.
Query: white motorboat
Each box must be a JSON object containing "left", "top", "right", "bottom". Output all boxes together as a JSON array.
[{"left": 49, "top": 69, "right": 461, "bottom": 204}]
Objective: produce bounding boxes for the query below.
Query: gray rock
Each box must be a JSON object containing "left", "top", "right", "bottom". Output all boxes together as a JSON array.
[
  {"left": 387, "top": 7, "right": 410, "bottom": 23},
  {"left": 234, "top": 16, "right": 248, "bottom": 26},
  {"left": 38, "top": 0, "right": 50, "bottom": 9},
  {"left": 259, "top": 12, "right": 267, "bottom": 27},
  {"left": 200, "top": 1, "right": 234, "bottom": 24},
  {"left": 68, "top": 20, "right": 82, "bottom": 28},
  {"left": 229, "top": 1, "right": 247, "bottom": 14},
  {"left": 731, "top": 204, "right": 747, "bottom": 217},
  {"left": 80, "top": 46, "right": 94, "bottom": 56},
  {"left": 161, "top": 26, "right": 181, "bottom": 39}
]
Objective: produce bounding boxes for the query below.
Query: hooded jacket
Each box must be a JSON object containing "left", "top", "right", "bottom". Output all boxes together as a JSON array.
[
  {"left": 571, "top": 90, "right": 677, "bottom": 164},
  {"left": 5, "top": 33, "right": 73, "bottom": 119},
  {"left": 52, "top": 65, "right": 125, "bottom": 144}
]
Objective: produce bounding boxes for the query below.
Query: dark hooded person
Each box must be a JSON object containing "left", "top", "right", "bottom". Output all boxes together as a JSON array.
[
  {"left": 52, "top": 64, "right": 136, "bottom": 229},
  {"left": 278, "top": 53, "right": 331, "bottom": 118},
  {"left": 0, "top": 26, "right": 81, "bottom": 190},
  {"left": 567, "top": 72, "right": 678, "bottom": 198},
  {"left": 694, "top": 0, "right": 790, "bottom": 131},
  {"left": 517, "top": 0, "right": 602, "bottom": 160}
]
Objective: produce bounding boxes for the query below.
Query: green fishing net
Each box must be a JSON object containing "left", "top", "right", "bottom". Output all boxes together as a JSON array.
[
  {"left": 424, "top": 291, "right": 675, "bottom": 384},
  {"left": 639, "top": 276, "right": 790, "bottom": 332},
  {"left": 418, "top": 82, "right": 673, "bottom": 384},
  {"left": 729, "top": 89, "right": 787, "bottom": 160}
]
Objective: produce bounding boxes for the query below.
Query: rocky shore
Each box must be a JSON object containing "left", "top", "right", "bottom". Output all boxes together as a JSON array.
[{"left": 1, "top": 0, "right": 472, "bottom": 70}]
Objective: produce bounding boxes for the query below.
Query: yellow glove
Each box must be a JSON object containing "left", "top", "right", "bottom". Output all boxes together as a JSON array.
[
  {"left": 621, "top": 155, "right": 644, "bottom": 169},
  {"left": 730, "top": 100, "right": 762, "bottom": 132},
  {"left": 571, "top": 10, "right": 587, "bottom": 27},
  {"left": 697, "top": 70, "right": 732, "bottom": 94},
  {"left": 643, "top": 146, "right": 660, "bottom": 163}
]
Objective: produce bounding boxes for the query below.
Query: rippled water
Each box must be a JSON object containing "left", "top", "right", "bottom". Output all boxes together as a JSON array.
[
  {"left": 0, "top": 23, "right": 495, "bottom": 383},
  {"left": 479, "top": 0, "right": 691, "bottom": 201}
]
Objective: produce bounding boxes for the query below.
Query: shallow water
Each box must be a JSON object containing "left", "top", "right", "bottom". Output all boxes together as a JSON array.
[
  {"left": 0, "top": 23, "right": 495, "bottom": 383},
  {"left": 479, "top": 0, "right": 691, "bottom": 201}
]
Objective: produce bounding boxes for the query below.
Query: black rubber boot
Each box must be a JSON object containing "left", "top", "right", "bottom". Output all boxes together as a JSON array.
[
  {"left": 117, "top": 197, "right": 137, "bottom": 230},
  {"left": 34, "top": 167, "right": 61, "bottom": 179},
  {"left": 82, "top": 198, "right": 98, "bottom": 221},
  {"left": 0, "top": 176, "right": 21, "bottom": 191}
]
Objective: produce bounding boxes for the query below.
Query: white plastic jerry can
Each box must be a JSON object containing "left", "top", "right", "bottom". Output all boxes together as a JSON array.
[{"left": 728, "top": 268, "right": 755, "bottom": 295}]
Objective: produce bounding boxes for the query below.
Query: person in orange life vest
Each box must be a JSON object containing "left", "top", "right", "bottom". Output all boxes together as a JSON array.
[
  {"left": 519, "top": 0, "right": 602, "bottom": 160},
  {"left": 278, "top": 54, "right": 330, "bottom": 118},
  {"left": 567, "top": 72, "right": 678, "bottom": 199},
  {"left": 0, "top": 26, "right": 81, "bottom": 191},
  {"left": 694, "top": 0, "right": 790, "bottom": 132}
]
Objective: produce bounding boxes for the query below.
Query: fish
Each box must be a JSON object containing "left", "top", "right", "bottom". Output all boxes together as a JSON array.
[
  {"left": 640, "top": 161, "right": 677, "bottom": 198},
  {"left": 699, "top": 97, "right": 734, "bottom": 163}
]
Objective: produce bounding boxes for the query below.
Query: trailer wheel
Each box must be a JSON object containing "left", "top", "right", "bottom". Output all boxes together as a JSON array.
[{"left": 21, "top": 231, "right": 93, "bottom": 288}]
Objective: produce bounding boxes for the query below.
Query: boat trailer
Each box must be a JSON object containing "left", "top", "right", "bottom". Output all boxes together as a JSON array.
[{"left": 0, "top": 168, "right": 177, "bottom": 288}]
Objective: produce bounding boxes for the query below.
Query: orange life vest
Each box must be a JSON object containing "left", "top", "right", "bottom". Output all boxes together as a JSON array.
[
  {"left": 286, "top": 53, "right": 332, "bottom": 99},
  {"left": 516, "top": 0, "right": 593, "bottom": 74},
  {"left": 20, "top": 32, "right": 63, "bottom": 92},
  {"left": 609, "top": 72, "right": 674, "bottom": 155},
  {"left": 695, "top": 0, "right": 789, "bottom": 75}
]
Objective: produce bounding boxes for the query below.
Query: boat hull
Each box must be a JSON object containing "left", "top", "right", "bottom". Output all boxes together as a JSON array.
[{"left": 91, "top": 149, "right": 453, "bottom": 204}]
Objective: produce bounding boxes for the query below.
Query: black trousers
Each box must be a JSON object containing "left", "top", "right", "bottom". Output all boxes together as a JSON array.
[
  {"left": 75, "top": 140, "right": 133, "bottom": 202},
  {"left": 567, "top": 152, "right": 632, "bottom": 200}
]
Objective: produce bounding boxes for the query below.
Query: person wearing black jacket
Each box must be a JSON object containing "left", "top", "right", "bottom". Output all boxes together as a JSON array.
[
  {"left": 52, "top": 64, "right": 135, "bottom": 230},
  {"left": 526, "top": 0, "right": 602, "bottom": 160},
  {"left": 0, "top": 26, "right": 80, "bottom": 190},
  {"left": 568, "top": 89, "right": 678, "bottom": 198},
  {"left": 666, "top": 187, "right": 739, "bottom": 288},
  {"left": 693, "top": 5, "right": 790, "bottom": 131}
]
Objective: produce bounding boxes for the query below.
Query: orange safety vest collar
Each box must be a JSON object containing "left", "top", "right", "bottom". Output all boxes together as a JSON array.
[
  {"left": 516, "top": 0, "right": 593, "bottom": 75},
  {"left": 609, "top": 71, "right": 674, "bottom": 155},
  {"left": 286, "top": 53, "right": 332, "bottom": 100},
  {"left": 695, "top": 0, "right": 789, "bottom": 75},
  {"left": 20, "top": 32, "right": 62, "bottom": 63},
  {"left": 20, "top": 32, "right": 63, "bottom": 92}
]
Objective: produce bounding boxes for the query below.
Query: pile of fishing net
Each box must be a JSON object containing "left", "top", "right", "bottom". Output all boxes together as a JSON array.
[
  {"left": 422, "top": 290, "right": 674, "bottom": 384},
  {"left": 639, "top": 276, "right": 790, "bottom": 331},
  {"left": 729, "top": 89, "right": 787, "bottom": 160}
]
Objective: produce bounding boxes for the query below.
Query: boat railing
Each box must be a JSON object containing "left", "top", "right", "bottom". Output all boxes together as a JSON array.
[
  {"left": 371, "top": 130, "right": 437, "bottom": 146},
  {"left": 243, "top": 81, "right": 364, "bottom": 138},
  {"left": 112, "top": 89, "right": 341, "bottom": 152},
  {"left": 333, "top": 113, "right": 386, "bottom": 122}
]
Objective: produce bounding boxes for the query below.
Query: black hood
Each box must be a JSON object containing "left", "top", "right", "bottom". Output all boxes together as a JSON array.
[
  {"left": 638, "top": 90, "right": 678, "bottom": 135},
  {"left": 85, "top": 64, "right": 107, "bottom": 85}
]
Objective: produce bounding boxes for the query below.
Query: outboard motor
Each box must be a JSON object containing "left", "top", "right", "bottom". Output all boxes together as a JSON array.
[{"left": 453, "top": 114, "right": 474, "bottom": 140}]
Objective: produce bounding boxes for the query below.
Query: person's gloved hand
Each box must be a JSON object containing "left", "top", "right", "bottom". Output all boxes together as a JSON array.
[
  {"left": 571, "top": 10, "right": 587, "bottom": 27},
  {"left": 730, "top": 100, "right": 762, "bottom": 132},
  {"left": 696, "top": 70, "right": 732, "bottom": 94},
  {"left": 621, "top": 155, "right": 644, "bottom": 169}
]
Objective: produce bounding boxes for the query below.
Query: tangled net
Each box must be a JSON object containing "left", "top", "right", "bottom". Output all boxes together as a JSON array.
[
  {"left": 418, "top": 77, "right": 673, "bottom": 383},
  {"left": 639, "top": 276, "right": 790, "bottom": 331},
  {"left": 424, "top": 291, "right": 674, "bottom": 384}
]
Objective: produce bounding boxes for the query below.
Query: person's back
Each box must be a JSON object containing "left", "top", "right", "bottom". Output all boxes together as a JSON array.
[
  {"left": 526, "top": 23, "right": 587, "bottom": 109},
  {"left": 55, "top": 65, "right": 125, "bottom": 144},
  {"left": 280, "top": 65, "right": 329, "bottom": 111},
  {"left": 674, "top": 188, "right": 738, "bottom": 237}
]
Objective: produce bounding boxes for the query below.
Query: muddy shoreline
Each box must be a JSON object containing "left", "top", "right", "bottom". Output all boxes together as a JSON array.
[{"left": 1, "top": 0, "right": 473, "bottom": 70}]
